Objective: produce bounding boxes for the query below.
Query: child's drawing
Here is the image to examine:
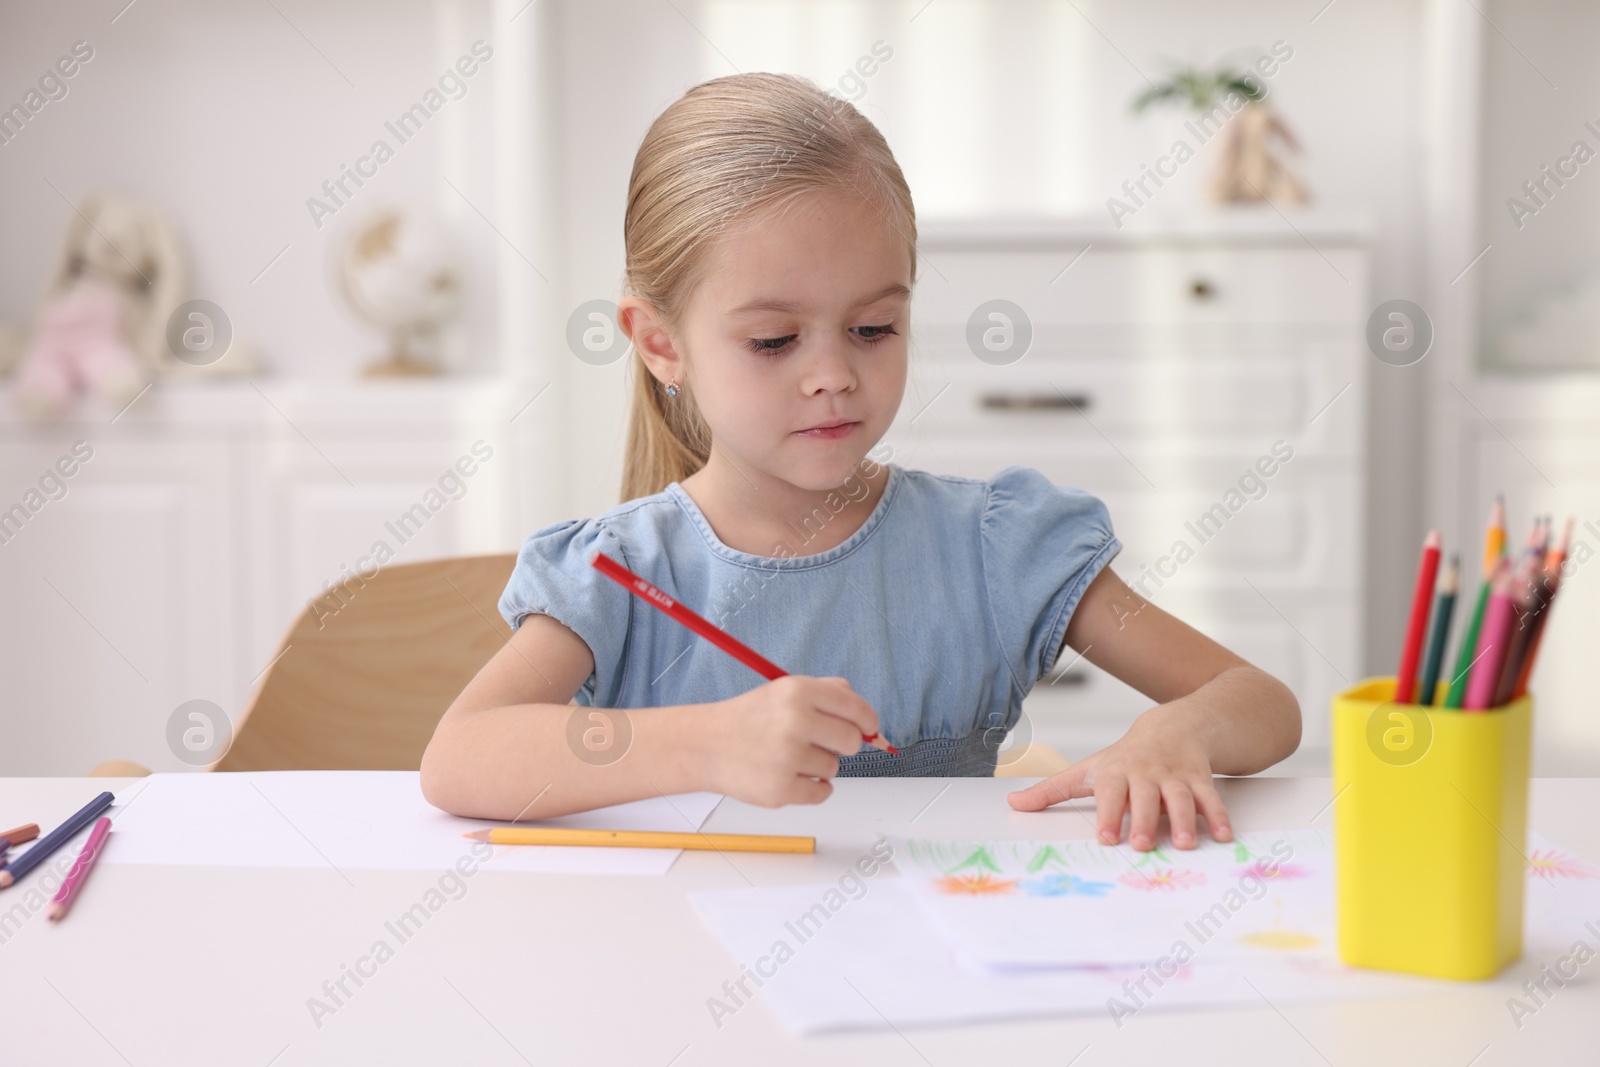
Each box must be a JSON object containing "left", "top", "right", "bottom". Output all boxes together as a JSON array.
[
  {"left": 1021, "top": 872, "right": 1114, "bottom": 898},
  {"left": 933, "top": 872, "right": 1017, "bottom": 895},
  {"left": 1118, "top": 868, "right": 1206, "bottom": 891},
  {"left": 945, "top": 845, "right": 1002, "bottom": 875},
  {"left": 1237, "top": 929, "right": 1321, "bottom": 950},
  {"left": 1527, "top": 848, "right": 1595, "bottom": 880},
  {"left": 1024, "top": 844, "right": 1069, "bottom": 873},
  {"left": 1238, "top": 860, "right": 1312, "bottom": 881}
]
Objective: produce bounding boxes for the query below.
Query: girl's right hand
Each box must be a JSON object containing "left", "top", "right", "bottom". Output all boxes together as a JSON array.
[{"left": 704, "top": 675, "right": 882, "bottom": 808}]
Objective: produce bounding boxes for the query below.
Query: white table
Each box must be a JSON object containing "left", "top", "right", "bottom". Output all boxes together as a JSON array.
[{"left": 1, "top": 775, "right": 1594, "bottom": 1065}]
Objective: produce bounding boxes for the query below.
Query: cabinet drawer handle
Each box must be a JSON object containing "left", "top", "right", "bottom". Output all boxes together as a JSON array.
[{"left": 979, "top": 392, "right": 1093, "bottom": 412}]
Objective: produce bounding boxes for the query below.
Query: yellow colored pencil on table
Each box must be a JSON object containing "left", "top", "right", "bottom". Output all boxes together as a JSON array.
[{"left": 463, "top": 827, "right": 815, "bottom": 853}]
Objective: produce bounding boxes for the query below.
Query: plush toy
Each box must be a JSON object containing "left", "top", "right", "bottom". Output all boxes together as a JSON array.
[
  {"left": 13, "top": 274, "right": 147, "bottom": 416},
  {"left": 12, "top": 191, "right": 188, "bottom": 417}
]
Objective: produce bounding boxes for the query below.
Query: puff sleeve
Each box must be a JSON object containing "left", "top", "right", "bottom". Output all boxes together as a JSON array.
[
  {"left": 979, "top": 465, "right": 1122, "bottom": 691},
  {"left": 497, "top": 517, "right": 632, "bottom": 704}
]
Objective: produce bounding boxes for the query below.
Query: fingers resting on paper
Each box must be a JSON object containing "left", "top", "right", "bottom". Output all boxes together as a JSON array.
[{"left": 1006, "top": 750, "right": 1233, "bottom": 851}]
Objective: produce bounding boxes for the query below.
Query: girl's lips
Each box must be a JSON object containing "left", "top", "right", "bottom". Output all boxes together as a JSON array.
[{"left": 794, "top": 421, "right": 858, "bottom": 440}]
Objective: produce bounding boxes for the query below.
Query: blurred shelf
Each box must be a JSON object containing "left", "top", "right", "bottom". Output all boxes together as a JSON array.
[
  {"left": 0, "top": 375, "right": 548, "bottom": 431},
  {"left": 919, "top": 206, "right": 1374, "bottom": 248}
]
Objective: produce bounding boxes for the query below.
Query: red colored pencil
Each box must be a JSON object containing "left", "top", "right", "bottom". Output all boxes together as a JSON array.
[
  {"left": 1395, "top": 530, "right": 1442, "bottom": 704},
  {"left": 46, "top": 816, "right": 111, "bottom": 921},
  {"left": 590, "top": 551, "right": 898, "bottom": 755}
]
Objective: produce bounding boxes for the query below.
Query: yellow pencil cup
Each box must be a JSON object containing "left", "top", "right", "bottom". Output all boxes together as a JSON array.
[{"left": 1330, "top": 677, "right": 1532, "bottom": 980}]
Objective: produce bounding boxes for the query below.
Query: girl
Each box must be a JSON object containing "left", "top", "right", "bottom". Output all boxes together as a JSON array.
[{"left": 420, "top": 73, "right": 1300, "bottom": 851}]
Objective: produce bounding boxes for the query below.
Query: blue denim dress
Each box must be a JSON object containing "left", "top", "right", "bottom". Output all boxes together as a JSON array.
[{"left": 498, "top": 464, "right": 1121, "bottom": 776}]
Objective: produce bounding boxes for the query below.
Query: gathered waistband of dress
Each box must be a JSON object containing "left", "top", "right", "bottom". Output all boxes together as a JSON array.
[{"left": 836, "top": 730, "right": 999, "bottom": 778}]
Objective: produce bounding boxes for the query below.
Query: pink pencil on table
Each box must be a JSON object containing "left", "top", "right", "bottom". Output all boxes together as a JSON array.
[
  {"left": 46, "top": 816, "right": 111, "bottom": 922},
  {"left": 1464, "top": 557, "right": 1516, "bottom": 711}
]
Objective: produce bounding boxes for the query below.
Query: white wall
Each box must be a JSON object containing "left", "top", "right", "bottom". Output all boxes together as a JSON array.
[
  {"left": 1, "top": 0, "right": 1433, "bottom": 751},
  {"left": 1475, "top": 0, "right": 1600, "bottom": 371}
]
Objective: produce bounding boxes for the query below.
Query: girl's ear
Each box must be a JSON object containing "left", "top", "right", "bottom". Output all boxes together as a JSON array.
[{"left": 618, "top": 296, "right": 683, "bottom": 384}]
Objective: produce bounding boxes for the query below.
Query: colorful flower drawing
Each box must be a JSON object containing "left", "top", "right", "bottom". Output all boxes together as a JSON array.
[
  {"left": 1022, "top": 873, "right": 1115, "bottom": 898},
  {"left": 1131, "top": 845, "right": 1174, "bottom": 867},
  {"left": 944, "top": 845, "right": 1002, "bottom": 875},
  {"left": 933, "top": 872, "right": 1018, "bottom": 896},
  {"left": 1025, "top": 844, "right": 1069, "bottom": 873},
  {"left": 1237, "top": 860, "right": 1312, "bottom": 881},
  {"left": 1118, "top": 868, "right": 1206, "bottom": 891},
  {"left": 1527, "top": 848, "right": 1596, "bottom": 880}
]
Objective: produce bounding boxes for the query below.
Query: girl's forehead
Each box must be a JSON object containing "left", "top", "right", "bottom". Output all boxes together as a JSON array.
[
  {"left": 696, "top": 209, "right": 913, "bottom": 311},
  {"left": 723, "top": 282, "right": 912, "bottom": 319}
]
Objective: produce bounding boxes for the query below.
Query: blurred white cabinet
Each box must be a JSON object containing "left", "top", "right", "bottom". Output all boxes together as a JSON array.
[
  {"left": 0, "top": 379, "right": 545, "bottom": 776},
  {"left": 894, "top": 215, "right": 1370, "bottom": 771},
  {"left": 0, "top": 435, "right": 239, "bottom": 778}
]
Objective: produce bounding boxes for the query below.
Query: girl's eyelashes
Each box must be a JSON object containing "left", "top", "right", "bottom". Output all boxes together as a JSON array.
[
  {"left": 745, "top": 334, "right": 797, "bottom": 355},
  {"left": 742, "top": 323, "right": 899, "bottom": 357},
  {"left": 854, "top": 323, "right": 899, "bottom": 342}
]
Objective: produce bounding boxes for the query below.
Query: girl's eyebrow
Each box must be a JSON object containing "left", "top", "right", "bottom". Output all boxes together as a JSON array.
[{"left": 727, "top": 283, "right": 911, "bottom": 317}]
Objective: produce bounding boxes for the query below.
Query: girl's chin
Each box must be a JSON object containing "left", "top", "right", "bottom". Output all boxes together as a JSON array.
[{"left": 774, "top": 454, "right": 880, "bottom": 492}]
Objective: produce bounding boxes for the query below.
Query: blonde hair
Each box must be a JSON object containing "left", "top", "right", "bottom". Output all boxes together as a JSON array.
[{"left": 618, "top": 72, "right": 917, "bottom": 502}]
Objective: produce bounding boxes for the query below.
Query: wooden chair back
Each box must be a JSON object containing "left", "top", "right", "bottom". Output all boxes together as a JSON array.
[{"left": 213, "top": 553, "right": 517, "bottom": 771}]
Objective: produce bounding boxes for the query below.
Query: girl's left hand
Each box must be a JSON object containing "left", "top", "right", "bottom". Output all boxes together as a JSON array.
[{"left": 1006, "top": 709, "right": 1233, "bottom": 851}]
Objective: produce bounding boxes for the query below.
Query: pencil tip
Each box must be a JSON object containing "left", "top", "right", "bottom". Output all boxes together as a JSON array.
[{"left": 463, "top": 830, "right": 488, "bottom": 841}]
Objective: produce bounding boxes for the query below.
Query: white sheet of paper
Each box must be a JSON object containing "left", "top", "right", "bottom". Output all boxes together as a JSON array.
[
  {"left": 690, "top": 876, "right": 1440, "bottom": 1035},
  {"left": 884, "top": 829, "right": 1335, "bottom": 969},
  {"left": 97, "top": 771, "right": 723, "bottom": 876},
  {"left": 691, "top": 831, "right": 1599, "bottom": 1034}
]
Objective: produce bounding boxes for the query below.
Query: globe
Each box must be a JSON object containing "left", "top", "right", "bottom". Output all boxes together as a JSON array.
[{"left": 337, "top": 208, "right": 463, "bottom": 377}]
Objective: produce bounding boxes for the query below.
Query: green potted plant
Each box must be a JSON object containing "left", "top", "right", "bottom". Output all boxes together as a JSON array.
[{"left": 1131, "top": 58, "right": 1308, "bottom": 206}]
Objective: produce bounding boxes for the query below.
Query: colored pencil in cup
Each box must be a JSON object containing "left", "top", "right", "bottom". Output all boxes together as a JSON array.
[
  {"left": 1497, "top": 566, "right": 1548, "bottom": 710},
  {"left": 1513, "top": 516, "right": 1573, "bottom": 700},
  {"left": 1416, "top": 554, "right": 1458, "bottom": 706},
  {"left": 0, "top": 791, "right": 114, "bottom": 889},
  {"left": 1523, "top": 515, "right": 1545, "bottom": 560},
  {"left": 1445, "top": 498, "right": 1506, "bottom": 709},
  {"left": 1483, "top": 494, "right": 1506, "bottom": 573},
  {"left": 590, "top": 551, "right": 898, "bottom": 755},
  {"left": 46, "top": 816, "right": 111, "bottom": 921},
  {"left": 1395, "top": 530, "right": 1442, "bottom": 704},
  {"left": 1464, "top": 558, "right": 1516, "bottom": 711},
  {"left": 463, "top": 827, "right": 815, "bottom": 853},
  {"left": 1494, "top": 550, "right": 1548, "bottom": 708}
]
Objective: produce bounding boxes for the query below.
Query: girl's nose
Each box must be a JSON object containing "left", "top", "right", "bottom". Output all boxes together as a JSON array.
[{"left": 798, "top": 337, "right": 857, "bottom": 395}]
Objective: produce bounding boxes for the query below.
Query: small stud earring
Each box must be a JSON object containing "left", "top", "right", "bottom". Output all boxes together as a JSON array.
[{"left": 665, "top": 377, "right": 680, "bottom": 398}]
